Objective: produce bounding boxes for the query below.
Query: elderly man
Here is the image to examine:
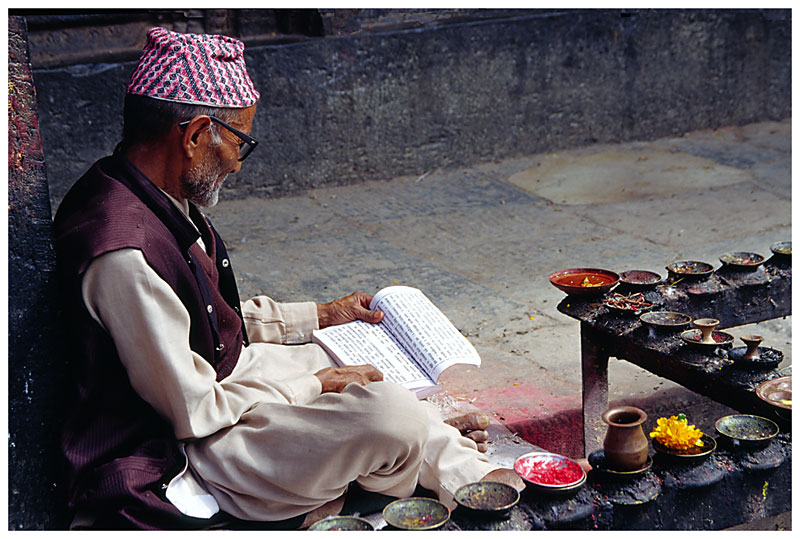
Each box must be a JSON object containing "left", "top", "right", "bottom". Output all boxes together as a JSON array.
[{"left": 53, "top": 27, "right": 521, "bottom": 530}]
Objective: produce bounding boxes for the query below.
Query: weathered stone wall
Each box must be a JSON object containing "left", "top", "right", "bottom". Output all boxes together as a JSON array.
[
  {"left": 8, "top": 15, "right": 73, "bottom": 530},
  {"left": 30, "top": 8, "right": 791, "bottom": 209}
]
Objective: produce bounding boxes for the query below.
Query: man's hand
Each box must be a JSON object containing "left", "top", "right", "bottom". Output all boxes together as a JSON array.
[
  {"left": 317, "top": 292, "right": 384, "bottom": 328},
  {"left": 314, "top": 365, "right": 384, "bottom": 394}
]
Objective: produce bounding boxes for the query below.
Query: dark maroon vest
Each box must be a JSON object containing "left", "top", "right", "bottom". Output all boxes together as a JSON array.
[{"left": 52, "top": 154, "right": 248, "bottom": 529}]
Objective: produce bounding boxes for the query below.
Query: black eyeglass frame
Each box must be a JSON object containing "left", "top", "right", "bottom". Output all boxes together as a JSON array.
[{"left": 179, "top": 115, "right": 258, "bottom": 162}]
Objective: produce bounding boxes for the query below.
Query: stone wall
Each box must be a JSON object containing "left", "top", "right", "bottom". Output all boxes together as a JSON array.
[
  {"left": 25, "top": 8, "right": 792, "bottom": 209},
  {"left": 8, "top": 15, "right": 73, "bottom": 530}
]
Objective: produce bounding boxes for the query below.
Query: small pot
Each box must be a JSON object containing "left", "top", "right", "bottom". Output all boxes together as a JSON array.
[
  {"left": 601, "top": 406, "right": 649, "bottom": 472},
  {"left": 740, "top": 335, "right": 764, "bottom": 361},
  {"left": 693, "top": 318, "right": 720, "bottom": 344}
]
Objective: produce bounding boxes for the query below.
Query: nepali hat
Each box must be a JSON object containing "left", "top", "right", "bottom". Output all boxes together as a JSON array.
[{"left": 127, "top": 26, "right": 260, "bottom": 108}]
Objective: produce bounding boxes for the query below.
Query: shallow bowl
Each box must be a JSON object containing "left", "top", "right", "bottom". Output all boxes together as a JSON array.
[
  {"left": 719, "top": 251, "right": 765, "bottom": 270},
  {"left": 727, "top": 346, "right": 783, "bottom": 369},
  {"left": 770, "top": 241, "right": 791, "bottom": 256},
  {"left": 308, "top": 515, "right": 375, "bottom": 531},
  {"left": 640, "top": 311, "right": 692, "bottom": 329},
  {"left": 755, "top": 376, "right": 792, "bottom": 410},
  {"left": 513, "top": 451, "right": 586, "bottom": 490},
  {"left": 619, "top": 270, "right": 662, "bottom": 287},
  {"left": 715, "top": 414, "right": 779, "bottom": 449},
  {"left": 652, "top": 433, "right": 716, "bottom": 461},
  {"left": 587, "top": 450, "right": 653, "bottom": 480},
  {"left": 548, "top": 268, "right": 619, "bottom": 296},
  {"left": 453, "top": 481, "right": 519, "bottom": 517},
  {"left": 666, "top": 260, "right": 714, "bottom": 279},
  {"left": 382, "top": 497, "right": 450, "bottom": 530},
  {"left": 680, "top": 328, "right": 734, "bottom": 347}
]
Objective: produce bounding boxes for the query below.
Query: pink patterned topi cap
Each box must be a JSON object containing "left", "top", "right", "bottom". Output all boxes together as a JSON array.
[{"left": 126, "top": 27, "right": 260, "bottom": 108}]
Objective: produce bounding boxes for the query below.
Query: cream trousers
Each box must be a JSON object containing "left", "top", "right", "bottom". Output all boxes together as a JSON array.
[{"left": 185, "top": 347, "right": 496, "bottom": 521}]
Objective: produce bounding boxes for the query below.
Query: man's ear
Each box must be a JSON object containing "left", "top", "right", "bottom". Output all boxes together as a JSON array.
[{"left": 180, "top": 116, "right": 212, "bottom": 159}]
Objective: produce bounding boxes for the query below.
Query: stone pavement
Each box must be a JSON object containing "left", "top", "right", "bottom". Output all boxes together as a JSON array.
[{"left": 204, "top": 118, "right": 791, "bottom": 463}]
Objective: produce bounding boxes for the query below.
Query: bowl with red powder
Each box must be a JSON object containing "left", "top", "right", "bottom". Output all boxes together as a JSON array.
[{"left": 513, "top": 451, "right": 586, "bottom": 493}]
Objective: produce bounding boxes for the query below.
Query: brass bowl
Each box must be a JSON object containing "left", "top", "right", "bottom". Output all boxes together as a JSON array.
[
  {"left": 308, "top": 516, "right": 375, "bottom": 531},
  {"left": 588, "top": 450, "right": 653, "bottom": 478},
  {"left": 453, "top": 481, "right": 519, "bottom": 517},
  {"left": 666, "top": 260, "right": 714, "bottom": 280},
  {"left": 382, "top": 497, "right": 450, "bottom": 530},
  {"left": 681, "top": 328, "right": 734, "bottom": 347},
  {"left": 715, "top": 414, "right": 779, "bottom": 449},
  {"left": 719, "top": 251, "right": 765, "bottom": 270},
  {"left": 755, "top": 376, "right": 792, "bottom": 410},
  {"left": 640, "top": 311, "right": 692, "bottom": 330},
  {"left": 513, "top": 451, "right": 586, "bottom": 490},
  {"left": 770, "top": 241, "right": 791, "bottom": 256},
  {"left": 652, "top": 433, "right": 716, "bottom": 461},
  {"left": 619, "top": 270, "right": 662, "bottom": 287}
]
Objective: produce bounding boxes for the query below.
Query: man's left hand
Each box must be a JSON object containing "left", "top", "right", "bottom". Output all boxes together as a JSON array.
[{"left": 317, "top": 291, "right": 384, "bottom": 328}]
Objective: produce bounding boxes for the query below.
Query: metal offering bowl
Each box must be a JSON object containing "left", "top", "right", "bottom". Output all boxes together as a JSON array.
[
  {"left": 588, "top": 450, "right": 653, "bottom": 480},
  {"left": 681, "top": 328, "right": 734, "bottom": 347},
  {"left": 727, "top": 346, "right": 783, "bottom": 369},
  {"left": 382, "top": 497, "right": 450, "bottom": 530},
  {"left": 308, "top": 515, "right": 375, "bottom": 531},
  {"left": 719, "top": 251, "right": 765, "bottom": 270},
  {"left": 454, "top": 481, "right": 519, "bottom": 517},
  {"left": 756, "top": 376, "right": 792, "bottom": 410},
  {"left": 619, "top": 270, "right": 662, "bottom": 287},
  {"left": 640, "top": 311, "right": 692, "bottom": 330},
  {"left": 548, "top": 268, "right": 619, "bottom": 296},
  {"left": 715, "top": 414, "right": 779, "bottom": 449},
  {"left": 652, "top": 433, "right": 716, "bottom": 461},
  {"left": 666, "top": 260, "right": 714, "bottom": 280},
  {"left": 770, "top": 241, "right": 791, "bottom": 256},
  {"left": 513, "top": 451, "right": 586, "bottom": 491}
]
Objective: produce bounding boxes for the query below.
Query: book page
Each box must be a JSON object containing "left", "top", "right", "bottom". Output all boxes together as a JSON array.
[
  {"left": 370, "top": 286, "right": 481, "bottom": 381},
  {"left": 312, "top": 320, "right": 436, "bottom": 394}
]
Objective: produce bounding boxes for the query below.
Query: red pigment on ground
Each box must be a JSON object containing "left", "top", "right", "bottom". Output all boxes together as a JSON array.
[
  {"left": 470, "top": 383, "right": 580, "bottom": 424},
  {"left": 469, "top": 383, "right": 585, "bottom": 457}
]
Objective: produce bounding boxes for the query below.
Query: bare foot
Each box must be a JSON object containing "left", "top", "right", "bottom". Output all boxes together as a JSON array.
[
  {"left": 444, "top": 412, "right": 491, "bottom": 452},
  {"left": 300, "top": 492, "right": 346, "bottom": 529},
  {"left": 480, "top": 468, "right": 526, "bottom": 492}
]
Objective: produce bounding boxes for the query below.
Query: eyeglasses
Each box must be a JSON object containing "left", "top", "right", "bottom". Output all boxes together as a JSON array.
[{"left": 179, "top": 115, "right": 259, "bottom": 161}]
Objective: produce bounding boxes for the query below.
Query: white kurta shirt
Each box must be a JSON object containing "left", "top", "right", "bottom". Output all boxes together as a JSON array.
[
  {"left": 80, "top": 194, "right": 325, "bottom": 517},
  {"left": 79, "top": 193, "right": 496, "bottom": 522}
]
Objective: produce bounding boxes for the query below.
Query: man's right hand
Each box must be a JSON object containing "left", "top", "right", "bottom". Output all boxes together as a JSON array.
[{"left": 314, "top": 365, "right": 384, "bottom": 394}]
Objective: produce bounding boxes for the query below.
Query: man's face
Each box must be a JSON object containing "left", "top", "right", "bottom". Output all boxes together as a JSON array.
[
  {"left": 182, "top": 141, "right": 228, "bottom": 207},
  {"left": 181, "top": 105, "right": 256, "bottom": 207}
]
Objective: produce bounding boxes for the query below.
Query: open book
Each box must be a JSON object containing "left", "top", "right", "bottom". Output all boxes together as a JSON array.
[{"left": 312, "top": 286, "right": 481, "bottom": 399}]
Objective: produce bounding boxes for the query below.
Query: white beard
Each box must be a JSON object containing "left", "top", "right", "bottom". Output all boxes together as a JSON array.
[{"left": 182, "top": 147, "right": 228, "bottom": 207}]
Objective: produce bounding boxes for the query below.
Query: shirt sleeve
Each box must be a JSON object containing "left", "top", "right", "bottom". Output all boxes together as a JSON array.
[
  {"left": 241, "top": 296, "right": 319, "bottom": 344},
  {"left": 81, "top": 248, "right": 322, "bottom": 440}
]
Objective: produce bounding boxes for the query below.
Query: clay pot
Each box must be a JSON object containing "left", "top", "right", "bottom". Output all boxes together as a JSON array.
[
  {"left": 601, "top": 406, "right": 649, "bottom": 472},
  {"left": 693, "top": 318, "right": 719, "bottom": 344},
  {"left": 740, "top": 335, "right": 764, "bottom": 361}
]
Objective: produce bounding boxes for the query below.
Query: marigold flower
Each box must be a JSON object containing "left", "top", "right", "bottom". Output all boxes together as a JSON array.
[{"left": 649, "top": 414, "right": 704, "bottom": 450}]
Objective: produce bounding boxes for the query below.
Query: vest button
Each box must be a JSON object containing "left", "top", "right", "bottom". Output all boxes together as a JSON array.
[
  {"left": 216, "top": 343, "right": 225, "bottom": 351},
  {"left": 207, "top": 305, "right": 213, "bottom": 313},
  {"left": 222, "top": 259, "right": 230, "bottom": 268}
]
